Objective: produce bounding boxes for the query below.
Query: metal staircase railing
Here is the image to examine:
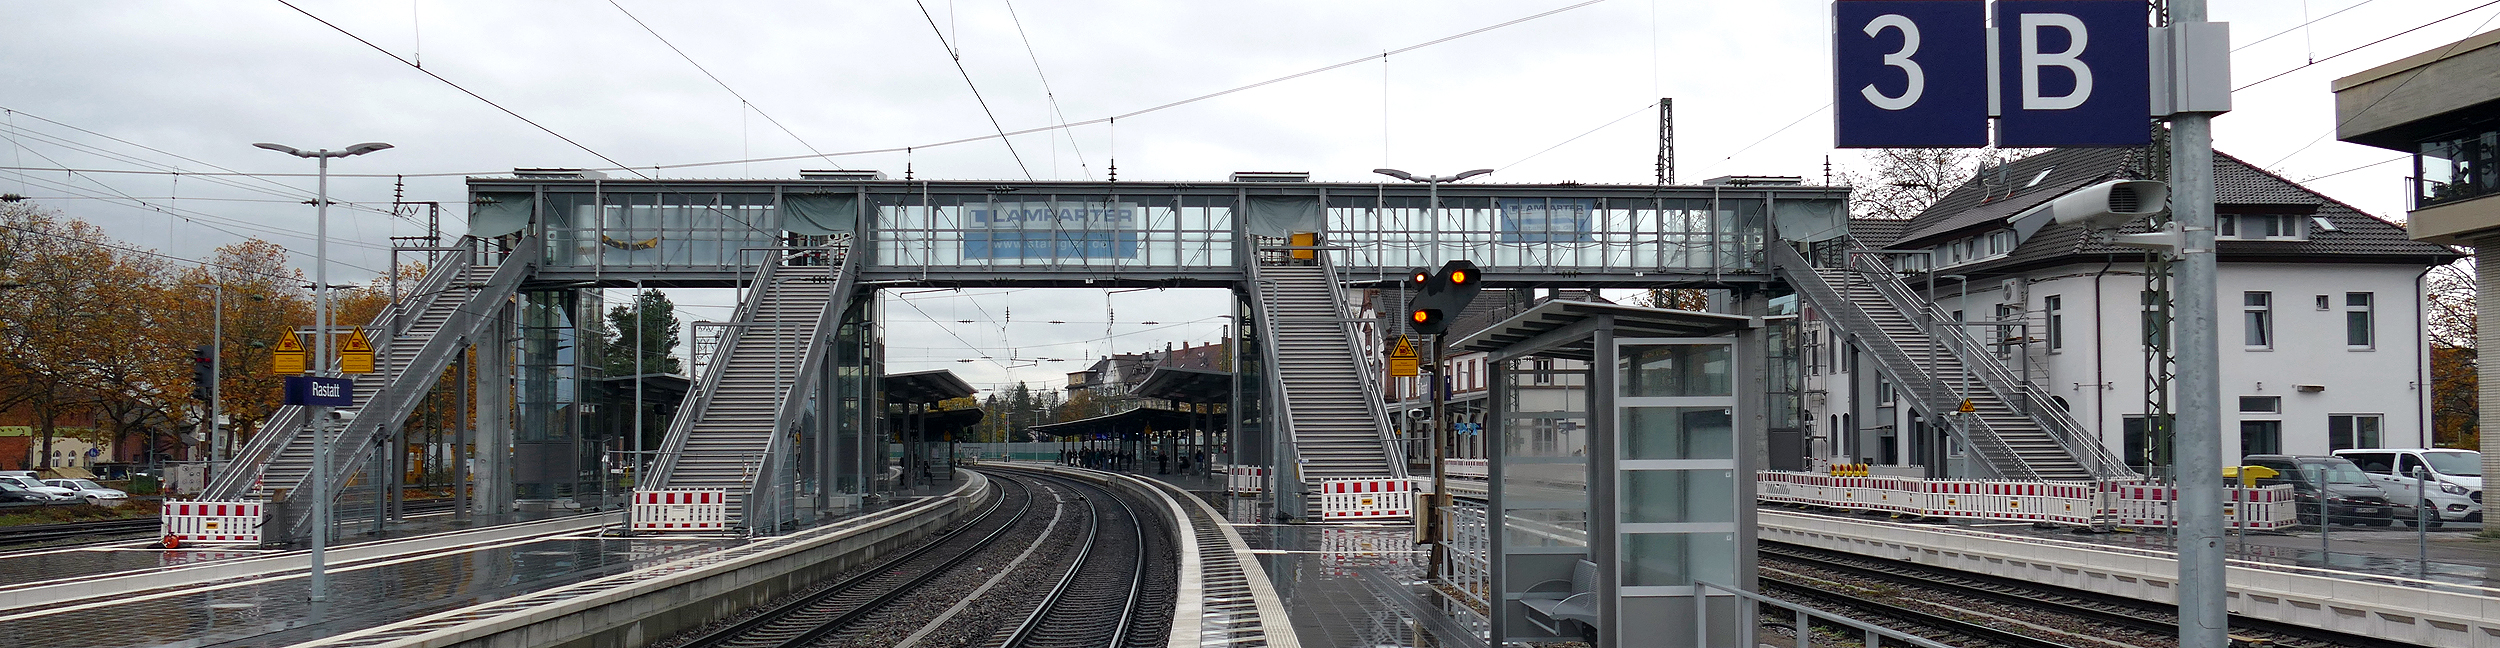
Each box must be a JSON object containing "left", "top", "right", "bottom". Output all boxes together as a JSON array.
[
  {"left": 742, "top": 241, "right": 857, "bottom": 531},
  {"left": 204, "top": 238, "right": 496, "bottom": 499},
  {"left": 1244, "top": 262, "right": 1303, "bottom": 492},
  {"left": 1840, "top": 245, "right": 2135, "bottom": 480},
  {"left": 273, "top": 239, "right": 542, "bottom": 539},
  {"left": 1317, "top": 252, "right": 1407, "bottom": 475},
  {"left": 1769, "top": 243, "right": 2035, "bottom": 480},
  {"left": 641, "top": 251, "right": 786, "bottom": 490}
]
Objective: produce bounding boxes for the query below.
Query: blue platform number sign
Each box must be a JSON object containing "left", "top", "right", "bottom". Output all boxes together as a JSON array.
[
  {"left": 1833, "top": 0, "right": 1987, "bottom": 148},
  {"left": 283, "top": 376, "right": 354, "bottom": 407},
  {"left": 1994, "top": 0, "right": 2149, "bottom": 147}
]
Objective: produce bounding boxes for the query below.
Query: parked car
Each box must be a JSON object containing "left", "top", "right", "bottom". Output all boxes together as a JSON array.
[
  {"left": 2241, "top": 455, "right": 2401, "bottom": 527},
  {"left": 40, "top": 478, "right": 128, "bottom": 507},
  {"left": 2334, "top": 448, "right": 2481, "bottom": 524},
  {"left": 0, "top": 472, "right": 78, "bottom": 503},
  {"left": 0, "top": 481, "right": 60, "bottom": 508}
]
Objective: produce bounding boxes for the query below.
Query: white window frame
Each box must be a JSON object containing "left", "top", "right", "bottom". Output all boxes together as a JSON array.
[{"left": 2243, "top": 291, "right": 2273, "bottom": 350}]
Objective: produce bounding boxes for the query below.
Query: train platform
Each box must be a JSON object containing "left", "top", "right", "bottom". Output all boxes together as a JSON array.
[
  {"left": 0, "top": 489, "right": 962, "bottom": 648},
  {"left": 0, "top": 504, "right": 583, "bottom": 592},
  {"left": 1140, "top": 470, "right": 1487, "bottom": 648}
]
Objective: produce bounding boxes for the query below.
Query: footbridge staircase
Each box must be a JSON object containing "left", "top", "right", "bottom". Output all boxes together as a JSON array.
[
  {"left": 1251, "top": 253, "right": 1405, "bottom": 490},
  {"left": 642, "top": 243, "right": 859, "bottom": 526},
  {"left": 1770, "top": 242, "right": 2131, "bottom": 481},
  {"left": 203, "top": 240, "right": 544, "bottom": 538}
]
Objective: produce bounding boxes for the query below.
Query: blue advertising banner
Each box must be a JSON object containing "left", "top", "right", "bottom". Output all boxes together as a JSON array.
[
  {"left": 1498, "top": 199, "right": 1594, "bottom": 243},
  {"left": 1833, "top": 0, "right": 1988, "bottom": 147},
  {"left": 283, "top": 376, "right": 354, "bottom": 407},
  {"left": 1995, "top": 0, "right": 2149, "bottom": 147},
  {"left": 964, "top": 201, "right": 1141, "bottom": 259}
]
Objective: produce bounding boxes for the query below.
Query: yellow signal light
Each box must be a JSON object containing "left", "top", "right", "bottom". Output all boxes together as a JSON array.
[
  {"left": 1450, "top": 269, "right": 1470, "bottom": 284},
  {"left": 1411, "top": 309, "right": 1431, "bottom": 323}
]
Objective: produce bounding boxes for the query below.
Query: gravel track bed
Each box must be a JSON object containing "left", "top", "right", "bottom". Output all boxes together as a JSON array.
[
  {"left": 652, "top": 475, "right": 1029, "bottom": 648},
  {"left": 996, "top": 474, "right": 1176, "bottom": 648},
  {"left": 824, "top": 477, "right": 1085, "bottom": 648}
]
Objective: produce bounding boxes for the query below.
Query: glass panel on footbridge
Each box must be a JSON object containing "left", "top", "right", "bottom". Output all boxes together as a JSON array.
[
  {"left": 541, "top": 192, "right": 783, "bottom": 269},
  {"left": 873, "top": 194, "right": 1236, "bottom": 271},
  {"left": 1324, "top": 196, "right": 1765, "bottom": 274}
]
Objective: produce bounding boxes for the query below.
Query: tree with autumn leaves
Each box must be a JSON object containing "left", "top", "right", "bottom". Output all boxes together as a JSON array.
[{"left": 0, "top": 202, "right": 329, "bottom": 468}]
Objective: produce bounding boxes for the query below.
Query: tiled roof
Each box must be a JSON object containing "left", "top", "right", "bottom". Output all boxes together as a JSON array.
[
  {"left": 1848, "top": 218, "right": 1913, "bottom": 246},
  {"left": 1891, "top": 147, "right": 2456, "bottom": 271}
]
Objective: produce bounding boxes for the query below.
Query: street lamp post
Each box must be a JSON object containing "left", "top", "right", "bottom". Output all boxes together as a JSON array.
[
  {"left": 1370, "top": 167, "right": 1492, "bottom": 586},
  {"left": 255, "top": 141, "right": 391, "bottom": 604}
]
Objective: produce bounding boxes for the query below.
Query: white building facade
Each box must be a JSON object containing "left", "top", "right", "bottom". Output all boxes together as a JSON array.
[{"left": 1805, "top": 147, "right": 2456, "bottom": 476}]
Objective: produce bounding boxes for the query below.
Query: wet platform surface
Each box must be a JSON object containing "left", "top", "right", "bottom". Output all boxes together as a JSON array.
[
  {"left": 1142, "top": 470, "right": 1485, "bottom": 648},
  {"left": 0, "top": 529, "right": 737, "bottom": 648}
]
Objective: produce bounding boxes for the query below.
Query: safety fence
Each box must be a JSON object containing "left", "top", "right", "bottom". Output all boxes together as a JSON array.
[
  {"left": 1319, "top": 477, "right": 1416, "bottom": 521},
  {"left": 1445, "top": 458, "right": 1488, "bottom": 480},
  {"left": 1757, "top": 471, "right": 2299, "bottom": 530},
  {"left": 160, "top": 499, "right": 265, "bottom": 545},
  {"left": 631, "top": 489, "right": 729, "bottom": 531},
  {"left": 1226, "top": 465, "right": 1267, "bottom": 495}
]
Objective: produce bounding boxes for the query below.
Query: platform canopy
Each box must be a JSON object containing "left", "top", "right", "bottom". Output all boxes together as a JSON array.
[
  {"left": 884, "top": 369, "right": 976, "bottom": 405},
  {"left": 884, "top": 407, "right": 985, "bottom": 441},
  {"left": 1028, "top": 406, "right": 1225, "bottom": 439},
  {"left": 1132, "top": 366, "right": 1233, "bottom": 404},
  {"left": 1451, "top": 300, "right": 1753, "bottom": 361}
]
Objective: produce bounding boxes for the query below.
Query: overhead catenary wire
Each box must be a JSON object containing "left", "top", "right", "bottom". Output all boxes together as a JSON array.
[
  {"left": 2234, "top": 0, "right": 2500, "bottom": 92},
  {"left": 0, "top": 110, "right": 409, "bottom": 221},
  {"left": 2265, "top": 4, "right": 2500, "bottom": 168},
  {"left": 603, "top": 0, "right": 842, "bottom": 169},
  {"left": 1498, "top": 100, "right": 1662, "bottom": 172},
  {"left": 999, "top": 0, "right": 1092, "bottom": 181},
  {"left": 912, "top": 0, "right": 1035, "bottom": 180}
]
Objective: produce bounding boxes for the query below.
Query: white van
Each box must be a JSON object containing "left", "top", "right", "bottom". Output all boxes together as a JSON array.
[{"left": 2333, "top": 449, "right": 2482, "bottom": 523}]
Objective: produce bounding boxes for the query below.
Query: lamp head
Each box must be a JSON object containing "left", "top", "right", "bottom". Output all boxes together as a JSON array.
[
  {"left": 1450, "top": 168, "right": 1495, "bottom": 182},
  {"left": 342, "top": 142, "right": 394, "bottom": 156},
  {"left": 253, "top": 142, "right": 305, "bottom": 157},
  {"left": 1372, "top": 168, "right": 1416, "bottom": 182}
]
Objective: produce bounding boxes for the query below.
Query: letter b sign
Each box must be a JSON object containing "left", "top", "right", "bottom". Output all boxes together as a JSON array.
[{"left": 1997, "top": 0, "right": 2147, "bottom": 147}]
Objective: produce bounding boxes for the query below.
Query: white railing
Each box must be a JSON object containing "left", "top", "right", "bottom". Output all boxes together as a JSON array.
[{"left": 1757, "top": 471, "right": 2298, "bottom": 530}]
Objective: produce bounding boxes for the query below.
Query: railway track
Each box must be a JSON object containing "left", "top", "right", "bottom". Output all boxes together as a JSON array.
[
  {"left": 679, "top": 469, "right": 1173, "bottom": 648},
  {"left": 1761, "top": 542, "right": 2409, "bottom": 648}
]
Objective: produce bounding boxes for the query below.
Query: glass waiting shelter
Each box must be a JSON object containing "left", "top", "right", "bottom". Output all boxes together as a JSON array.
[{"left": 1452, "top": 300, "right": 1760, "bottom": 647}]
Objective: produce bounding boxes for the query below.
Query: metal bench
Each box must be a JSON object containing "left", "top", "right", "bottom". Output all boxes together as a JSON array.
[{"left": 1520, "top": 559, "right": 1599, "bottom": 635}]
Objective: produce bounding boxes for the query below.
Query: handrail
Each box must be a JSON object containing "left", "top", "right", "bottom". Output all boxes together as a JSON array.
[
  {"left": 1243, "top": 265, "right": 1301, "bottom": 493},
  {"left": 1317, "top": 251, "right": 1407, "bottom": 476},
  {"left": 1770, "top": 242, "right": 2030, "bottom": 480},
  {"left": 643, "top": 249, "right": 786, "bottom": 488},
  {"left": 1691, "top": 580, "right": 1954, "bottom": 648},
  {"left": 205, "top": 238, "right": 486, "bottom": 498},
  {"left": 742, "top": 241, "right": 856, "bottom": 531},
  {"left": 1843, "top": 246, "right": 2134, "bottom": 479}
]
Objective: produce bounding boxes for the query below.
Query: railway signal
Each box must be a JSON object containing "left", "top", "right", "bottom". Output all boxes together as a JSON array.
[{"left": 1405, "top": 260, "right": 1482, "bottom": 336}]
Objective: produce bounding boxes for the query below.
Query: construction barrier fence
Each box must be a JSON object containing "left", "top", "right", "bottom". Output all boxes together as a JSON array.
[
  {"left": 1757, "top": 471, "right": 2299, "bottom": 530},
  {"left": 1318, "top": 477, "right": 1416, "bottom": 521},
  {"left": 631, "top": 489, "right": 729, "bottom": 531},
  {"left": 161, "top": 499, "right": 266, "bottom": 544},
  {"left": 1227, "top": 465, "right": 1268, "bottom": 495}
]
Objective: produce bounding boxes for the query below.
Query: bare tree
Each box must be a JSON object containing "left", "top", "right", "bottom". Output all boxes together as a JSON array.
[
  {"left": 2429, "top": 259, "right": 2477, "bottom": 448},
  {"left": 1837, "top": 148, "right": 2029, "bottom": 220}
]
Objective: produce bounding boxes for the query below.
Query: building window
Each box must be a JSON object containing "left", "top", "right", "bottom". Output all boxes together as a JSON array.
[
  {"left": 2243, "top": 291, "right": 2272, "bottom": 348},
  {"left": 2314, "top": 294, "right": 2331, "bottom": 310},
  {"left": 2241, "top": 420, "right": 2283, "bottom": 456},
  {"left": 1987, "top": 230, "right": 2014, "bottom": 256},
  {"left": 2238, "top": 396, "right": 2281, "bottom": 414},
  {"left": 2328, "top": 414, "right": 2383, "bottom": 451},
  {"left": 1877, "top": 377, "right": 1895, "bottom": 405},
  {"left": 2218, "top": 214, "right": 2306, "bottom": 240},
  {"left": 2345, "top": 292, "right": 2374, "bottom": 348},
  {"left": 2044, "top": 295, "right": 2064, "bottom": 352},
  {"left": 2416, "top": 128, "right": 2500, "bottom": 209}
]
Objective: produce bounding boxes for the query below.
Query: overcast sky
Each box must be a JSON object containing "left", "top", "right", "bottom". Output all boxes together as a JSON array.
[{"left": 3, "top": 0, "right": 2492, "bottom": 392}]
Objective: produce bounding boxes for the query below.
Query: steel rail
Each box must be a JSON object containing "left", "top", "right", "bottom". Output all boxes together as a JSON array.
[{"left": 997, "top": 473, "right": 1153, "bottom": 648}]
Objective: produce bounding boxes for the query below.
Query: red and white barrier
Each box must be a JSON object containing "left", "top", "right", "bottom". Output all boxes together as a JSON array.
[
  {"left": 632, "top": 489, "right": 728, "bottom": 531},
  {"left": 1757, "top": 471, "right": 2298, "bottom": 530},
  {"left": 1319, "top": 478, "right": 1415, "bottom": 521},
  {"left": 1445, "top": 458, "right": 1488, "bottom": 481},
  {"left": 161, "top": 499, "right": 265, "bottom": 544},
  {"left": 1227, "top": 465, "right": 1267, "bottom": 495}
]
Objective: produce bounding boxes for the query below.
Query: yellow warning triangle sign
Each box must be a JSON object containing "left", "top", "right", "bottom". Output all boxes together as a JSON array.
[
  {"left": 272, "top": 333, "right": 306, "bottom": 375},
  {"left": 341, "top": 329, "right": 375, "bottom": 374},
  {"left": 1389, "top": 336, "right": 1417, "bottom": 359}
]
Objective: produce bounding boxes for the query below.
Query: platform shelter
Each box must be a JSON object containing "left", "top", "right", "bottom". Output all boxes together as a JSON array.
[
  {"left": 1452, "top": 300, "right": 1761, "bottom": 647},
  {"left": 884, "top": 370, "right": 976, "bottom": 489}
]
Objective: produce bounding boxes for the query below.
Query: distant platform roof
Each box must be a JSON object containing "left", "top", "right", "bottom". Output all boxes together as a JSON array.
[
  {"left": 887, "top": 407, "right": 985, "bottom": 441},
  {"left": 1451, "top": 300, "right": 1754, "bottom": 361},
  {"left": 1132, "top": 366, "right": 1233, "bottom": 403},
  {"left": 884, "top": 370, "right": 976, "bottom": 404},
  {"left": 1028, "top": 406, "right": 1226, "bottom": 439}
]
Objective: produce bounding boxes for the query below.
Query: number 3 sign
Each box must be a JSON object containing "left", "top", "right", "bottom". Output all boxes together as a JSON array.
[
  {"left": 1835, "top": 0, "right": 1989, "bottom": 147},
  {"left": 1835, "top": 0, "right": 2155, "bottom": 149}
]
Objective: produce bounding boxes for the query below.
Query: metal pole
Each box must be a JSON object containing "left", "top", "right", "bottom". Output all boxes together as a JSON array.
[
  {"left": 211, "top": 285, "right": 223, "bottom": 467},
  {"left": 634, "top": 280, "right": 645, "bottom": 500},
  {"left": 1428, "top": 333, "right": 1449, "bottom": 584},
  {"left": 2168, "top": 0, "right": 2228, "bottom": 636},
  {"left": 2417, "top": 466, "right": 2431, "bottom": 578},
  {"left": 310, "top": 152, "right": 331, "bottom": 603}
]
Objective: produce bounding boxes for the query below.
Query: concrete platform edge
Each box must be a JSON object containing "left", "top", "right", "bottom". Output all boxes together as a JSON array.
[
  {"left": 330, "top": 476, "right": 987, "bottom": 648},
  {"left": 0, "top": 511, "right": 622, "bottom": 612}
]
